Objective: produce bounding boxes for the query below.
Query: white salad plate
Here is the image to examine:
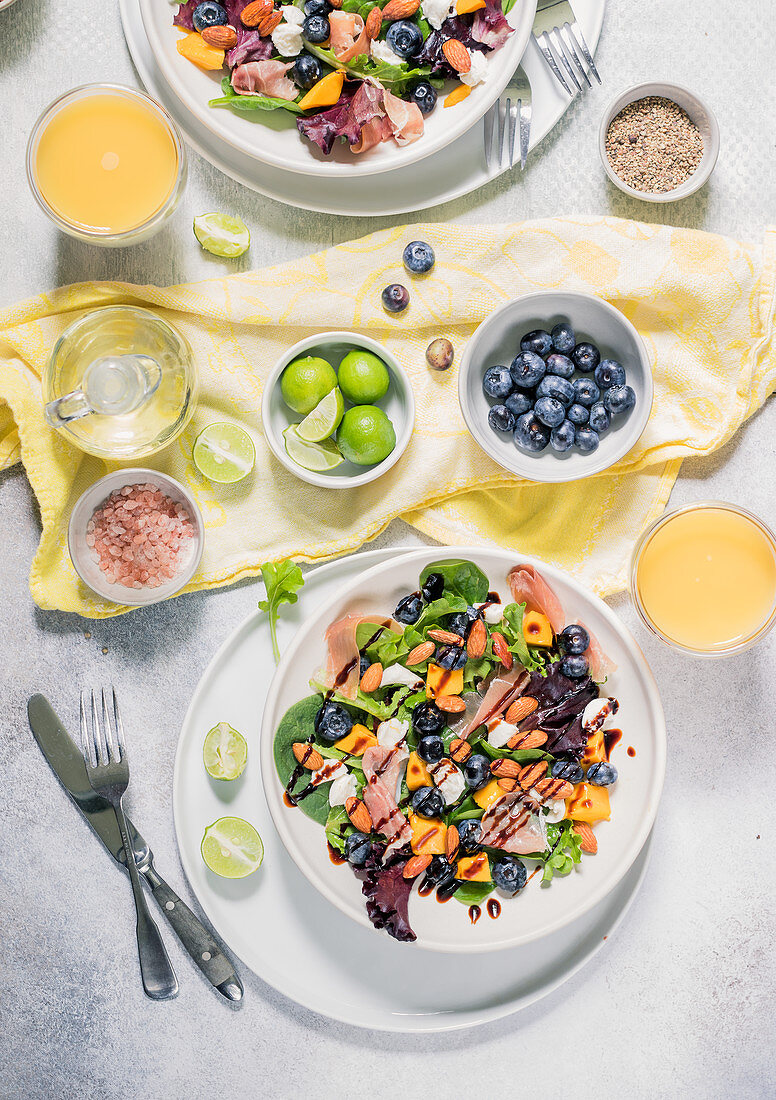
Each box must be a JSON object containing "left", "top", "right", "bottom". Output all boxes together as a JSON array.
[
  {"left": 139, "top": 0, "right": 537, "bottom": 178},
  {"left": 120, "top": 0, "right": 605, "bottom": 215},
  {"left": 174, "top": 547, "right": 660, "bottom": 1030}
]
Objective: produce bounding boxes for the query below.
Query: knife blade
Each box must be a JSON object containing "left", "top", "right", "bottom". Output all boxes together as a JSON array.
[{"left": 28, "top": 694, "right": 243, "bottom": 1003}]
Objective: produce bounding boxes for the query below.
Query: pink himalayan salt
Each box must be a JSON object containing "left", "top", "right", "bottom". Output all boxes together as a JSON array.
[{"left": 87, "top": 483, "right": 194, "bottom": 590}]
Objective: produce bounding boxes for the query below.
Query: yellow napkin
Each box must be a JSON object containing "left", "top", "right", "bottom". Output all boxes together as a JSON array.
[{"left": 1, "top": 216, "right": 775, "bottom": 618}]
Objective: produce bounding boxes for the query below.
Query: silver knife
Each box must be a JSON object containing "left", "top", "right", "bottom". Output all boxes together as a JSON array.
[{"left": 28, "top": 694, "right": 243, "bottom": 1003}]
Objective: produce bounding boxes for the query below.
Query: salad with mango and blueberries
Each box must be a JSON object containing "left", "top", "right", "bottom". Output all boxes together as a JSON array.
[
  {"left": 273, "top": 558, "right": 624, "bottom": 942},
  {"left": 172, "top": 0, "right": 517, "bottom": 157}
]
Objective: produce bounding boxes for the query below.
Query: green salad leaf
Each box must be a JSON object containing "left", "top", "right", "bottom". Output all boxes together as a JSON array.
[
  {"left": 499, "top": 601, "right": 554, "bottom": 674},
  {"left": 209, "top": 78, "right": 305, "bottom": 114},
  {"left": 502, "top": 0, "right": 518, "bottom": 13},
  {"left": 453, "top": 880, "right": 495, "bottom": 906},
  {"left": 272, "top": 695, "right": 332, "bottom": 825},
  {"left": 471, "top": 737, "right": 551, "bottom": 766},
  {"left": 259, "top": 560, "right": 304, "bottom": 662},
  {"left": 325, "top": 804, "right": 354, "bottom": 855},
  {"left": 540, "top": 820, "right": 583, "bottom": 883},
  {"left": 305, "top": 44, "right": 430, "bottom": 92},
  {"left": 419, "top": 559, "right": 490, "bottom": 605}
]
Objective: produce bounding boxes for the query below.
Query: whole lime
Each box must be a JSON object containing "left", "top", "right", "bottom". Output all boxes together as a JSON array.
[
  {"left": 337, "top": 406, "right": 396, "bottom": 466},
  {"left": 338, "top": 348, "right": 390, "bottom": 405},
  {"left": 280, "top": 356, "right": 338, "bottom": 415}
]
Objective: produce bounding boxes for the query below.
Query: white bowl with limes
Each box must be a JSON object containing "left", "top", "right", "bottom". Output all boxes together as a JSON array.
[{"left": 261, "top": 332, "right": 415, "bottom": 489}]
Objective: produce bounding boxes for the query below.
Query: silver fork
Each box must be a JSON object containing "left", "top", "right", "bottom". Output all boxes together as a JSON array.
[
  {"left": 534, "top": 0, "right": 601, "bottom": 97},
  {"left": 484, "top": 65, "right": 532, "bottom": 173},
  {"left": 80, "top": 688, "right": 178, "bottom": 1001}
]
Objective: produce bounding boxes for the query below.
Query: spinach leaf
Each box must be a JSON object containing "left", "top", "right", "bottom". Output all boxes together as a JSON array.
[
  {"left": 448, "top": 795, "right": 483, "bottom": 823},
  {"left": 414, "top": 594, "right": 468, "bottom": 631},
  {"left": 305, "top": 45, "right": 430, "bottom": 91},
  {"left": 258, "top": 560, "right": 304, "bottom": 662},
  {"left": 419, "top": 559, "right": 490, "bottom": 605},
  {"left": 272, "top": 695, "right": 331, "bottom": 825},
  {"left": 471, "top": 738, "right": 551, "bottom": 765},
  {"left": 502, "top": 0, "right": 518, "bottom": 13},
  {"left": 453, "top": 880, "right": 495, "bottom": 906},
  {"left": 209, "top": 79, "right": 305, "bottom": 114},
  {"left": 325, "top": 804, "right": 353, "bottom": 854}
]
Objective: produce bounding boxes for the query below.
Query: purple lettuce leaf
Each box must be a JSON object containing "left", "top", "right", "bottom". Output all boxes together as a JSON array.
[
  {"left": 517, "top": 665, "right": 599, "bottom": 758},
  {"left": 356, "top": 845, "right": 416, "bottom": 943},
  {"left": 297, "top": 81, "right": 385, "bottom": 156},
  {"left": 472, "top": 0, "right": 512, "bottom": 50},
  {"left": 415, "top": 16, "right": 488, "bottom": 76},
  {"left": 174, "top": 0, "right": 251, "bottom": 33},
  {"left": 227, "top": 29, "right": 273, "bottom": 68},
  {"left": 173, "top": 0, "right": 197, "bottom": 30}
]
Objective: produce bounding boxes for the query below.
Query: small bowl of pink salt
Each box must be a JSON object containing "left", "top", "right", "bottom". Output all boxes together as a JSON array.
[{"left": 68, "top": 469, "right": 204, "bottom": 606}]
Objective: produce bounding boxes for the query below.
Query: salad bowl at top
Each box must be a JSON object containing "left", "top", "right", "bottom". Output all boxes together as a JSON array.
[
  {"left": 260, "top": 547, "right": 665, "bottom": 953},
  {"left": 138, "top": 0, "right": 537, "bottom": 178}
]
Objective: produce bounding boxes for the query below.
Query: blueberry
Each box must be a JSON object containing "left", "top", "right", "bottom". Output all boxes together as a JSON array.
[
  {"left": 589, "top": 402, "right": 610, "bottom": 433},
  {"left": 381, "top": 283, "right": 409, "bottom": 313},
  {"left": 412, "top": 701, "right": 444, "bottom": 735},
  {"left": 359, "top": 653, "right": 371, "bottom": 677},
  {"left": 314, "top": 701, "right": 353, "bottom": 744},
  {"left": 410, "top": 784, "right": 445, "bottom": 816},
  {"left": 488, "top": 404, "right": 516, "bottom": 434},
  {"left": 427, "top": 854, "right": 456, "bottom": 885},
  {"left": 492, "top": 856, "right": 527, "bottom": 895},
  {"left": 572, "top": 342, "right": 601, "bottom": 373},
  {"left": 587, "top": 761, "right": 618, "bottom": 786},
  {"left": 446, "top": 612, "right": 470, "bottom": 637},
  {"left": 559, "top": 653, "right": 589, "bottom": 679},
  {"left": 417, "top": 734, "right": 445, "bottom": 764},
  {"left": 550, "top": 419, "right": 576, "bottom": 452},
  {"left": 304, "top": 0, "right": 331, "bottom": 14},
  {"left": 545, "top": 353, "right": 575, "bottom": 379},
  {"left": 551, "top": 759, "right": 584, "bottom": 784},
  {"left": 436, "top": 645, "right": 468, "bottom": 671},
  {"left": 558, "top": 624, "right": 590, "bottom": 655},
  {"left": 403, "top": 240, "right": 435, "bottom": 274},
  {"left": 409, "top": 80, "right": 438, "bottom": 115},
  {"left": 520, "top": 329, "right": 553, "bottom": 358},
  {"left": 421, "top": 571, "right": 444, "bottom": 602},
  {"left": 292, "top": 52, "right": 322, "bottom": 89},
  {"left": 514, "top": 412, "right": 550, "bottom": 453},
  {"left": 463, "top": 753, "right": 491, "bottom": 790},
  {"left": 536, "top": 374, "right": 574, "bottom": 407},
  {"left": 567, "top": 403, "right": 589, "bottom": 426},
  {"left": 192, "top": 0, "right": 228, "bottom": 30},
  {"left": 395, "top": 593, "right": 423, "bottom": 624},
  {"left": 534, "top": 396, "right": 565, "bottom": 429},
  {"left": 483, "top": 364, "right": 513, "bottom": 400},
  {"left": 302, "top": 13, "right": 330, "bottom": 42},
  {"left": 344, "top": 831, "right": 372, "bottom": 865},
  {"left": 505, "top": 391, "right": 532, "bottom": 417},
  {"left": 457, "top": 818, "right": 482, "bottom": 853},
  {"left": 551, "top": 321, "right": 576, "bottom": 355},
  {"left": 572, "top": 377, "right": 600, "bottom": 407},
  {"left": 510, "top": 351, "right": 546, "bottom": 390},
  {"left": 603, "top": 385, "right": 636, "bottom": 415},
  {"left": 575, "top": 427, "right": 599, "bottom": 454},
  {"left": 594, "top": 358, "right": 626, "bottom": 389},
  {"left": 387, "top": 19, "right": 423, "bottom": 57}
]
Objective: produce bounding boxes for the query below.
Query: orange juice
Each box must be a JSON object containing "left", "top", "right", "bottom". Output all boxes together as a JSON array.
[
  {"left": 30, "top": 86, "right": 182, "bottom": 238},
  {"left": 633, "top": 503, "right": 776, "bottom": 654}
]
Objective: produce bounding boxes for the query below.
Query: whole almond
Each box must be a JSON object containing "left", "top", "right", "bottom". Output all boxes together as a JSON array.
[
  {"left": 491, "top": 631, "right": 513, "bottom": 670},
  {"left": 518, "top": 761, "right": 548, "bottom": 790},
  {"left": 446, "top": 824, "right": 460, "bottom": 861},
  {"left": 329, "top": 0, "right": 342, "bottom": 7},
  {"left": 403, "top": 853, "right": 432, "bottom": 879},
  {"left": 535, "top": 776, "right": 574, "bottom": 801},
  {"left": 573, "top": 821, "right": 598, "bottom": 854},
  {"left": 345, "top": 796, "right": 372, "bottom": 833},
  {"left": 466, "top": 618, "right": 487, "bottom": 659},
  {"left": 505, "top": 696, "right": 538, "bottom": 725},
  {"left": 292, "top": 741, "right": 324, "bottom": 770},
  {"left": 435, "top": 694, "right": 466, "bottom": 714},
  {"left": 382, "top": 0, "right": 419, "bottom": 19},
  {"left": 449, "top": 737, "right": 472, "bottom": 764},
  {"left": 490, "top": 758, "right": 520, "bottom": 779},
  {"left": 201, "top": 24, "right": 238, "bottom": 47},
  {"left": 406, "top": 641, "right": 435, "bottom": 665},
  {"left": 497, "top": 776, "right": 520, "bottom": 793},
  {"left": 241, "top": 0, "right": 273, "bottom": 25},
  {"left": 258, "top": 9, "right": 283, "bottom": 34},
  {"left": 506, "top": 728, "right": 547, "bottom": 751},
  {"left": 360, "top": 661, "right": 383, "bottom": 693},
  {"left": 427, "top": 628, "right": 463, "bottom": 646},
  {"left": 365, "top": 4, "right": 383, "bottom": 38},
  {"left": 442, "top": 37, "right": 471, "bottom": 73}
]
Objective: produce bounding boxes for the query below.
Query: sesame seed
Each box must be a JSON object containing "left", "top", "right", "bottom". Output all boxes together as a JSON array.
[{"left": 605, "top": 96, "right": 704, "bottom": 194}]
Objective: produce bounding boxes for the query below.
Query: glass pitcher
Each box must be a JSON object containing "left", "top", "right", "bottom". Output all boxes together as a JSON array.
[{"left": 43, "top": 306, "right": 198, "bottom": 459}]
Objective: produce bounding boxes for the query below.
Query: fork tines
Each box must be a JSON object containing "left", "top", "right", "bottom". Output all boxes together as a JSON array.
[
  {"left": 536, "top": 20, "right": 601, "bottom": 97},
  {"left": 80, "top": 686, "right": 125, "bottom": 767}
]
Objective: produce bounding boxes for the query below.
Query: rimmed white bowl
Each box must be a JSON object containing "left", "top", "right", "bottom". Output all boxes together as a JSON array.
[
  {"left": 261, "top": 330, "right": 414, "bottom": 488},
  {"left": 260, "top": 547, "right": 666, "bottom": 953},
  {"left": 458, "top": 291, "right": 653, "bottom": 484},
  {"left": 138, "top": 0, "right": 537, "bottom": 178},
  {"left": 68, "top": 468, "right": 204, "bottom": 606},
  {"left": 599, "top": 81, "right": 720, "bottom": 203}
]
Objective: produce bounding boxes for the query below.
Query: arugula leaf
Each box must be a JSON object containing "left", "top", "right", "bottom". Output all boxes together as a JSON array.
[
  {"left": 453, "top": 880, "right": 495, "bottom": 906},
  {"left": 419, "top": 559, "right": 490, "bottom": 605},
  {"left": 210, "top": 77, "right": 304, "bottom": 114},
  {"left": 540, "top": 820, "right": 583, "bottom": 883},
  {"left": 259, "top": 560, "right": 304, "bottom": 662},
  {"left": 325, "top": 804, "right": 354, "bottom": 854},
  {"left": 308, "top": 679, "right": 398, "bottom": 720}
]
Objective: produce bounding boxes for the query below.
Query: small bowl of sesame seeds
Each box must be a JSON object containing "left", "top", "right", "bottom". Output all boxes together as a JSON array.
[
  {"left": 68, "top": 468, "right": 204, "bottom": 606},
  {"left": 599, "top": 81, "right": 719, "bottom": 203}
]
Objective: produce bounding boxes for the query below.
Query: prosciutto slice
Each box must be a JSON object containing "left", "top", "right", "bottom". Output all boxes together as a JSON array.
[
  {"left": 232, "top": 60, "right": 297, "bottom": 99},
  {"left": 480, "top": 793, "right": 547, "bottom": 854},
  {"left": 329, "top": 11, "right": 369, "bottom": 61},
  {"left": 314, "top": 613, "right": 398, "bottom": 700},
  {"left": 461, "top": 666, "right": 529, "bottom": 739},
  {"left": 362, "top": 744, "right": 412, "bottom": 855},
  {"left": 383, "top": 90, "right": 424, "bottom": 146}
]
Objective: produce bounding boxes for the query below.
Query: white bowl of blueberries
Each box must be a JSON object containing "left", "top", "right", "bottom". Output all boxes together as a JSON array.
[{"left": 458, "top": 291, "right": 653, "bottom": 483}]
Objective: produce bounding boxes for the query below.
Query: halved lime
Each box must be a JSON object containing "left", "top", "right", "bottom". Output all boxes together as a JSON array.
[
  {"left": 296, "top": 386, "right": 345, "bottom": 442},
  {"left": 193, "top": 213, "right": 250, "bottom": 258},
  {"left": 283, "top": 425, "right": 344, "bottom": 472},
  {"left": 193, "top": 422, "right": 255, "bottom": 484},
  {"left": 202, "top": 722, "right": 248, "bottom": 781},
  {"left": 201, "top": 817, "right": 264, "bottom": 879}
]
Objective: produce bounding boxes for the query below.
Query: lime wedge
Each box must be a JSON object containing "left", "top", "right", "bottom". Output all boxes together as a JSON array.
[
  {"left": 193, "top": 213, "right": 250, "bottom": 258},
  {"left": 193, "top": 423, "right": 256, "bottom": 484},
  {"left": 201, "top": 817, "right": 264, "bottom": 878},
  {"left": 203, "top": 722, "right": 248, "bottom": 781},
  {"left": 283, "top": 425, "right": 344, "bottom": 472},
  {"left": 296, "top": 386, "right": 345, "bottom": 442}
]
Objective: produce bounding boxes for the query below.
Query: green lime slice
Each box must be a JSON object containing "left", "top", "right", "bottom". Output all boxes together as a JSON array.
[
  {"left": 193, "top": 423, "right": 256, "bottom": 484},
  {"left": 201, "top": 817, "right": 264, "bottom": 879},
  {"left": 202, "top": 722, "right": 248, "bottom": 781},
  {"left": 193, "top": 213, "right": 250, "bottom": 258},
  {"left": 283, "top": 425, "right": 344, "bottom": 472},
  {"left": 295, "top": 386, "right": 345, "bottom": 443}
]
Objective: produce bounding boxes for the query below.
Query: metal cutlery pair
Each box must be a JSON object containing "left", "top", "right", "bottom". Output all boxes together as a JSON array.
[{"left": 28, "top": 691, "right": 243, "bottom": 1003}]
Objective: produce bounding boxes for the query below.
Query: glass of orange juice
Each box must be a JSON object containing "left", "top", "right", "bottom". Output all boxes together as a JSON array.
[
  {"left": 26, "top": 84, "right": 186, "bottom": 246},
  {"left": 631, "top": 501, "right": 776, "bottom": 656}
]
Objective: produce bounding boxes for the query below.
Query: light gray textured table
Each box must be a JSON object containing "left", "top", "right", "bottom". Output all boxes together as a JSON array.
[{"left": 1, "top": 1, "right": 775, "bottom": 1097}]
